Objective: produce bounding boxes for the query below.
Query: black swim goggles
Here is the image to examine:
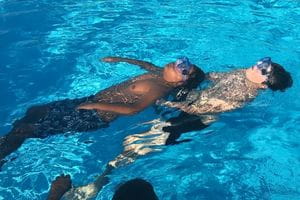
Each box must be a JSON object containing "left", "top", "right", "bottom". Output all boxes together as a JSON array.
[
  {"left": 175, "top": 56, "right": 192, "bottom": 81},
  {"left": 255, "top": 57, "right": 272, "bottom": 76}
]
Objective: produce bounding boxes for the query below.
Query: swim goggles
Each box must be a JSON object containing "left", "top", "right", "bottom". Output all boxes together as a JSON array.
[
  {"left": 255, "top": 57, "right": 272, "bottom": 76},
  {"left": 175, "top": 57, "right": 192, "bottom": 81}
]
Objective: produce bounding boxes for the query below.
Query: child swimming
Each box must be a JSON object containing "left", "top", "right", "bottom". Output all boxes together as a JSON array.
[
  {"left": 45, "top": 57, "right": 293, "bottom": 200},
  {"left": 0, "top": 56, "right": 205, "bottom": 169}
]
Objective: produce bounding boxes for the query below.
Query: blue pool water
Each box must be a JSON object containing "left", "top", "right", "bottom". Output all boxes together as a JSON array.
[{"left": 1, "top": 0, "right": 300, "bottom": 199}]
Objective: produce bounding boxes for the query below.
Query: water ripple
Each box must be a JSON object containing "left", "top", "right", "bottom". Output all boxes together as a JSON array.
[{"left": 0, "top": 0, "right": 299, "bottom": 199}]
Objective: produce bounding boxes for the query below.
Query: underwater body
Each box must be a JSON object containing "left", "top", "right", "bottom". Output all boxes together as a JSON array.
[{"left": 0, "top": 0, "right": 300, "bottom": 199}]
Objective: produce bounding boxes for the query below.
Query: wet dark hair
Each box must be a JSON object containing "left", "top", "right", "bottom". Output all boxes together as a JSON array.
[
  {"left": 265, "top": 62, "right": 293, "bottom": 91},
  {"left": 112, "top": 179, "right": 158, "bottom": 200}
]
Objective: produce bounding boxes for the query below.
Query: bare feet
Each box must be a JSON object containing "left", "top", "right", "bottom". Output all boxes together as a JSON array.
[{"left": 48, "top": 174, "right": 72, "bottom": 200}]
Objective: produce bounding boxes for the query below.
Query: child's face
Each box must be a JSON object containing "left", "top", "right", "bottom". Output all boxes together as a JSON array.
[
  {"left": 247, "top": 65, "right": 269, "bottom": 84},
  {"left": 163, "top": 63, "right": 194, "bottom": 83}
]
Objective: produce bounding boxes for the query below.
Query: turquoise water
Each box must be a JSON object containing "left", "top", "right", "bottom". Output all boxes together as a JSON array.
[{"left": 0, "top": 0, "right": 300, "bottom": 199}]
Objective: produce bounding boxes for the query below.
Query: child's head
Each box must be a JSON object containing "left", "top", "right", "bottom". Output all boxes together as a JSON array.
[
  {"left": 163, "top": 57, "right": 195, "bottom": 84},
  {"left": 112, "top": 179, "right": 158, "bottom": 200},
  {"left": 246, "top": 57, "right": 293, "bottom": 91},
  {"left": 265, "top": 62, "right": 293, "bottom": 91}
]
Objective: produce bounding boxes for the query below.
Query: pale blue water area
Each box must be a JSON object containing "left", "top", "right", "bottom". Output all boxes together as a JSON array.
[{"left": 0, "top": 0, "right": 300, "bottom": 199}]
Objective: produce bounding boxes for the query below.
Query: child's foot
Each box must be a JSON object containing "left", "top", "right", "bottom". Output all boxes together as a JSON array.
[{"left": 48, "top": 174, "right": 72, "bottom": 200}]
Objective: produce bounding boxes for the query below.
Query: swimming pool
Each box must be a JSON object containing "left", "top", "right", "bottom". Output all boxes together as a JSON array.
[{"left": 0, "top": 0, "right": 300, "bottom": 199}]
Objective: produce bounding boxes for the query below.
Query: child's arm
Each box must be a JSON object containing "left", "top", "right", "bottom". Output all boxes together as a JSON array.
[
  {"left": 159, "top": 98, "right": 237, "bottom": 115},
  {"left": 78, "top": 102, "right": 141, "bottom": 115},
  {"left": 78, "top": 90, "right": 160, "bottom": 115},
  {"left": 101, "top": 56, "right": 161, "bottom": 73}
]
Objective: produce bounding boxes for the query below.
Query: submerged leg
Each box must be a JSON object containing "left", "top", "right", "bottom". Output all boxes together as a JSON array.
[
  {"left": 1, "top": 97, "right": 108, "bottom": 169},
  {"left": 0, "top": 135, "right": 24, "bottom": 169},
  {"left": 163, "top": 113, "right": 209, "bottom": 145},
  {"left": 0, "top": 108, "right": 47, "bottom": 167},
  {"left": 0, "top": 124, "right": 36, "bottom": 168},
  {"left": 0, "top": 105, "right": 50, "bottom": 167}
]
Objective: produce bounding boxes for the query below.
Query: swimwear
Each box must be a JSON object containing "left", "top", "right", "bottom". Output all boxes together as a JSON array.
[
  {"left": 166, "top": 70, "right": 261, "bottom": 115},
  {"left": 189, "top": 70, "right": 260, "bottom": 112},
  {"left": 13, "top": 96, "right": 108, "bottom": 138}
]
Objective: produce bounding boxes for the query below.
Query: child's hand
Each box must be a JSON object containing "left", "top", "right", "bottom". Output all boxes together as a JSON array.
[
  {"left": 101, "top": 57, "right": 120, "bottom": 62},
  {"left": 156, "top": 99, "right": 167, "bottom": 106},
  {"left": 77, "top": 103, "right": 95, "bottom": 110}
]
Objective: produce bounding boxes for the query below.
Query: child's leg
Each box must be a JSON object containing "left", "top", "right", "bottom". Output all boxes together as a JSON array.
[
  {"left": 0, "top": 97, "right": 107, "bottom": 169},
  {"left": 0, "top": 119, "right": 38, "bottom": 167}
]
